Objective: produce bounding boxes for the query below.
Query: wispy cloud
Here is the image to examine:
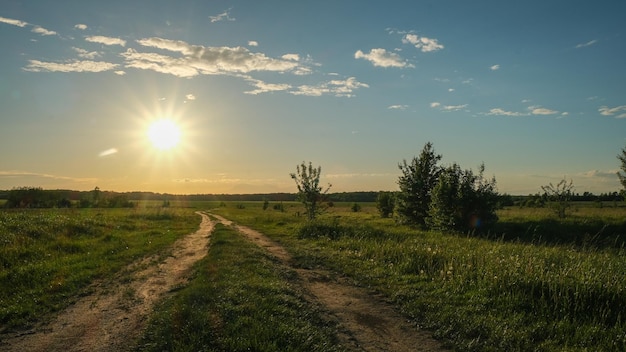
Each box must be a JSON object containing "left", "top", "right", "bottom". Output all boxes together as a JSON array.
[
  {"left": 281, "top": 53, "right": 299, "bottom": 61},
  {"left": 388, "top": 104, "right": 409, "bottom": 110},
  {"left": 599, "top": 105, "right": 626, "bottom": 118},
  {"left": 430, "top": 102, "right": 467, "bottom": 112},
  {"left": 124, "top": 37, "right": 303, "bottom": 77},
  {"left": 209, "top": 9, "right": 235, "bottom": 23},
  {"left": 98, "top": 148, "right": 118, "bottom": 157},
  {"left": 0, "top": 170, "right": 97, "bottom": 183},
  {"left": 490, "top": 64, "right": 500, "bottom": 71},
  {"left": 487, "top": 108, "right": 528, "bottom": 116},
  {"left": 23, "top": 59, "right": 119, "bottom": 73},
  {"left": 85, "top": 35, "right": 126, "bottom": 47},
  {"left": 74, "top": 23, "right": 87, "bottom": 30},
  {"left": 354, "top": 48, "right": 413, "bottom": 68},
  {"left": 402, "top": 34, "right": 444, "bottom": 52},
  {"left": 114, "top": 70, "right": 126, "bottom": 75},
  {"left": 244, "top": 78, "right": 291, "bottom": 95},
  {"left": 576, "top": 39, "right": 598, "bottom": 49},
  {"left": 530, "top": 106, "right": 559, "bottom": 115},
  {"left": 0, "top": 16, "right": 28, "bottom": 27},
  {"left": 291, "top": 77, "right": 368, "bottom": 97},
  {"left": 31, "top": 26, "right": 56, "bottom": 36},
  {"left": 248, "top": 40, "right": 258, "bottom": 47},
  {"left": 72, "top": 47, "right": 101, "bottom": 59}
]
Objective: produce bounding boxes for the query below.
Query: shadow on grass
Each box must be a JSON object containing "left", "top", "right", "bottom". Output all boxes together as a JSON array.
[{"left": 485, "top": 217, "right": 626, "bottom": 249}]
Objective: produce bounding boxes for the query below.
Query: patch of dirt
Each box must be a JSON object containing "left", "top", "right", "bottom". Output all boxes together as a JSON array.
[
  {"left": 210, "top": 213, "right": 448, "bottom": 352},
  {"left": 0, "top": 212, "right": 214, "bottom": 352}
]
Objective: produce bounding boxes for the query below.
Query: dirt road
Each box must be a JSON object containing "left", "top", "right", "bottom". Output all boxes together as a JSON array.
[
  {"left": 1, "top": 212, "right": 214, "bottom": 352},
  {"left": 210, "top": 213, "right": 447, "bottom": 352},
  {"left": 2, "top": 211, "right": 447, "bottom": 352}
]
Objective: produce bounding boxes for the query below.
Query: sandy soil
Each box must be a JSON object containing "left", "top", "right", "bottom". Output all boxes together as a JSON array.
[
  {"left": 2, "top": 211, "right": 448, "bottom": 352},
  {"left": 210, "top": 213, "right": 448, "bottom": 352},
  {"left": 0, "top": 211, "right": 214, "bottom": 352}
]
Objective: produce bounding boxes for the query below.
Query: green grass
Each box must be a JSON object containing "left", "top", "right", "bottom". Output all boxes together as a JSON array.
[
  {"left": 138, "top": 223, "right": 344, "bottom": 352},
  {"left": 0, "top": 207, "right": 199, "bottom": 329},
  {"left": 211, "top": 202, "right": 626, "bottom": 351}
]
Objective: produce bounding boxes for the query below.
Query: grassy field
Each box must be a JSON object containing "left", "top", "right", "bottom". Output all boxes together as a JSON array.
[
  {"left": 209, "top": 201, "right": 626, "bottom": 351},
  {"left": 138, "top": 222, "right": 344, "bottom": 351},
  {"left": 0, "top": 207, "right": 199, "bottom": 329}
]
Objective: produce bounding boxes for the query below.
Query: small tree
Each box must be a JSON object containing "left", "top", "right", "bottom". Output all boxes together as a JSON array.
[
  {"left": 428, "top": 163, "right": 499, "bottom": 231},
  {"left": 396, "top": 142, "right": 442, "bottom": 226},
  {"left": 541, "top": 178, "right": 574, "bottom": 218},
  {"left": 290, "top": 161, "right": 331, "bottom": 220},
  {"left": 618, "top": 145, "right": 626, "bottom": 197},
  {"left": 376, "top": 191, "right": 395, "bottom": 218}
]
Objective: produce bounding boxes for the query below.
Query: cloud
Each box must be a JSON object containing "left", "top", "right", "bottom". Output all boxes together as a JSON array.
[
  {"left": 599, "top": 105, "right": 626, "bottom": 118},
  {"left": 98, "top": 148, "right": 118, "bottom": 157},
  {"left": 114, "top": 70, "right": 126, "bottom": 75},
  {"left": 31, "top": 26, "right": 56, "bottom": 36},
  {"left": 248, "top": 40, "right": 258, "bottom": 47},
  {"left": 388, "top": 104, "right": 409, "bottom": 110},
  {"left": 72, "top": 47, "right": 101, "bottom": 59},
  {"left": 490, "top": 64, "right": 500, "bottom": 71},
  {"left": 124, "top": 37, "right": 304, "bottom": 77},
  {"left": 442, "top": 104, "right": 467, "bottom": 111},
  {"left": 185, "top": 93, "right": 196, "bottom": 100},
  {"left": 354, "top": 48, "right": 413, "bottom": 68},
  {"left": 244, "top": 78, "right": 291, "bottom": 95},
  {"left": 530, "top": 107, "right": 559, "bottom": 115},
  {"left": 281, "top": 53, "right": 299, "bottom": 61},
  {"left": 577, "top": 169, "right": 620, "bottom": 179},
  {"left": 430, "top": 102, "right": 466, "bottom": 111},
  {"left": 0, "top": 16, "right": 28, "bottom": 27},
  {"left": 209, "top": 9, "right": 235, "bottom": 23},
  {"left": 487, "top": 108, "right": 528, "bottom": 116},
  {"left": 576, "top": 39, "right": 598, "bottom": 48},
  {"left": 85, "top": 35, "right": 126, "bottom": 47},
  {"left": 24, "top": 59, "right": 119, "bottom": 73},
  {"left": 402, "top": 34, "right": 444, "bottom": 52},
  {"left": 291, "top": 77, "right": 368, "bottom": 97},
  {"left": 75, "top": 23, "right": 88, "bottom": 30},
  {"left": 0, "top": 170, "right": 97, "bottom": 183}
]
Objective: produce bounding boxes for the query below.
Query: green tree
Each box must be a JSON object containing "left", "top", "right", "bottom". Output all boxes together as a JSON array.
[
  {"left": 618, "top": 145, "right": 626, "bottom": 196},
  {"left": 541, "top": 178, "right": 574, "bottom": 218},
  {"left": 428, "top": 163, "right": 499, "bottom": 231},
  {"left": 376, "top": 191, "right": 395, "bottom": 218},
  {"left": 396, "top": 142, "right": 442, "bottom": 226},
  {"left": 290, "top": 161, "right": 331, "bottom": 220}
]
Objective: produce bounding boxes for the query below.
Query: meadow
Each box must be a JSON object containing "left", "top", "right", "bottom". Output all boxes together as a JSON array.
[
  {"left": 2, "top": 201, "right": 625, "bottom": 351},
  {"left": 0, "top": 206, "right": 199, "bottom": 329},
  {"left": 209, "top": 201, "right": 626, "bottom": 351}
]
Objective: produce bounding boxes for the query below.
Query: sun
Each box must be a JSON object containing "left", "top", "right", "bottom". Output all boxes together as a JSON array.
[{"left": 147, "top": 119, "right": 181, "bottom": 150}]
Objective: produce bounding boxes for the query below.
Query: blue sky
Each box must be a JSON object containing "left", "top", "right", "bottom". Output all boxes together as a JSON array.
[{"left": 1, "top": 0, "right": 625, "bottom": 195}]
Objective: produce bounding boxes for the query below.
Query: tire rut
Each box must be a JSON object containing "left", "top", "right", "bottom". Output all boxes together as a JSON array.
[
  {"left": 1, "top": 212, "right": 214, "bottom": 352},
  {"left": 210, "top": 213, "right": 448, "bottom": 352}
]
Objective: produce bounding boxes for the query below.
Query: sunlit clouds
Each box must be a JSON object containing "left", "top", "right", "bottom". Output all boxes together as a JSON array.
[
  {"left": 599, "top": 105, "right": 626, "bottom": 118},
  {"left": 85, "top": 35, "right": 127, "bottom": 47},
  {"left": 401, "top": 34, "right": 444, "bottom": 52},
  {"left": 0, "top": 16, "right": 28, "bottom": 27},
  {"left": 355, "top": 48, "right": 413, "bottom": 68},
  {"left": 99, "top": 148, "right": 119, "bottom": 157},
  {"left": 23, "top": 60, "right": 119, "bottom": 72}
]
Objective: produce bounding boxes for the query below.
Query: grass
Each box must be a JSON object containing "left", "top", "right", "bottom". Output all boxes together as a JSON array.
[
  {"left": 211, "top": 201, "right": 626, "bottom": 351},
  {"left": 0, "top": 207, "right": 199, "bottom": 330},
  {"left": 138, "top": 222, "right": 344, "bottom": 352}
]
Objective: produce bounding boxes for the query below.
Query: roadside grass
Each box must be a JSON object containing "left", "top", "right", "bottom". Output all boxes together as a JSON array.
[
  {"left": 0, "top": 207, "right": 199, "bottom": 330},
  {"left": 211, "top": 202, "right": 626, "bottom": 351},
  {"left": 138, "top": 223, "right": 344, "bottom": 352}
]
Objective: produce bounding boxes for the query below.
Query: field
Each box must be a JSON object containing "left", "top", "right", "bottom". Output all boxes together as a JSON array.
[
  {"left": 1, "top": 201, "right": 625, "bottom": 351},
  {"left": 209, "top": 201, "right": 626, "bottom": 351}
]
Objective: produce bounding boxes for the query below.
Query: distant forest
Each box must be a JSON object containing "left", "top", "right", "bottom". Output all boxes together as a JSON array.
[{"left": 0, "top": 186, "right": 624, "bottom": 209}]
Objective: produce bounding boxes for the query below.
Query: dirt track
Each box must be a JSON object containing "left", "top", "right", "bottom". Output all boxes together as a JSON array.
[
  {"left": 0, "top": 212, "right": 214, "bottom": 352},
  {"left": 210, "top": 213, "right": 447, "bottom": 352},
  {"left": 1, "top": 212, "right": 447, "bottom": 351}
]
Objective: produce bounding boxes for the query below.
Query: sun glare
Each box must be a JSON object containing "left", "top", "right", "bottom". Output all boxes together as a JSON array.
[{"left": 147, "top": 119, "right": 181, "bottom": 150}]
